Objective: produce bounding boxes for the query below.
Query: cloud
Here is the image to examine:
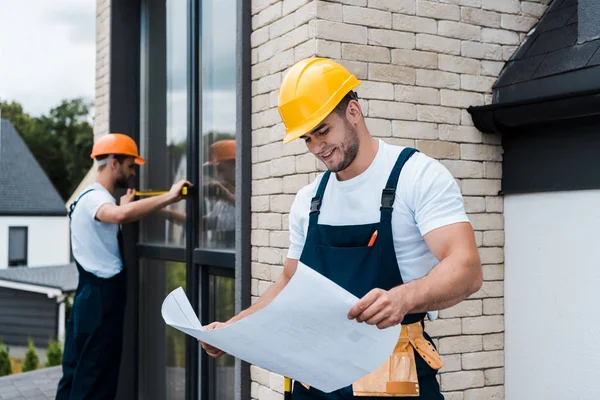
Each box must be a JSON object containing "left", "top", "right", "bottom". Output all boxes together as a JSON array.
[{"left": 0, "top": 0, "right": 95, "bottom": 116}]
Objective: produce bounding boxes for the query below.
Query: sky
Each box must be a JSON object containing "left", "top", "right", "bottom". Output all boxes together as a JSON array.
[{"left": 0, "top": 0, "right": 96, "bottom": 117}]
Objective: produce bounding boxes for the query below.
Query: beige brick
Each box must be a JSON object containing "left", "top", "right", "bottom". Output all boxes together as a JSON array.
[
  {"left": 312, "top": 20, "right": 367, "bottom": 44},
  {"left": 357, "top": 81, "right": 395, "bottom": 100},
  {"left": 359, "top": 98, "right": 370, "bottom": 115},
  {"left": 334, "top": 0, "right": 367, "bottom": 5},
  {"left": 464, "top": 196, "right": 486, "bottom": 213},
  {"left": 482, "top": 28, "right": 520, "bottom": 45},
  {"left": 342, "top": 44, "right": 390, "bottom": 63},
  {"left": 439, "top": 124, "right": 482, "bottom": 143},
  {"left": 270, "top": 195, "right": 295, "bottom": 213},
  {"left": 463, "top": 350, "right": 504, "bottom": 370},
  {"left": 522, "top": 2, "right": 546, "bottom": 18},
  {"left": 253, "top": 3, "right": 283, "bottom": 30},
  {"left": 486, "top": 196, "right": 503, "bottom": 213},
  {"left": 315, "top": 39, "right": 341, "bottom": 59},
  {"left": 462, "top": 179, "right": 501, "bottom": 196},
  {"left": 417, "top": 0, "right": 460, "bottom": 21},
  {"left": 439, "top": 300, "right": 482, "bottom": 319},
  {"left": 258, "top": 384, "right": 283, "bottom": 400},
  {"left": 365, "top": 118, "right": 392, "bottom": 137},
  {"left": 259, "top": 247, "right": 286, "bottom": 265},
  {"left": 258, "top": 142, "right": 283, "bottom": 163},
  {"left": 443, "top": 392, "right": 464, "bottom": 400},
  {"left": 316, "top": 1, "right": 343, "bottom": 22},
  {"left": 460, "top": 75, "right": 496, "bottom": 93},
  {"left": 417, "top": 105, "right": 461, "bottom": 124},
  {"left": 251, "top": 365, "right": 271, "bottom": 386},
  {"left": 368, "top": 29, "right": 415, "bottom": 49},
  {"left": 368, "top": 0, "right": 416, "bottom": 14},
  {"left": 343, "top": 5, "right": 392, "bottom": 29},
  {"left": 251, "top": 381, "right": 260, "bottom": 398},
  {"left": 252, "top": 194, "right": 271, "bottom": 212},
  {"left": 484, "top": 298, "right": 504, "bottom": 316},
  {"left": 417, "top": 34, "right": 461, "bottom": 55},
  {"left": 484, "top": 333, "right": 504, "bottom": 351},
  {"left": 417, "top": 140, "right": 460, "bottom": 159},
  {"left": 269, "top": 372, "right": 284, "bottom": 393},
  {"left": 483, "top": 131, "right": 502, "bottom": 144},
  {"left": 441, "top": 0, "right": 482, "bottom": 7},
  {"left": 483, "top": 230, "right": 504, "bottom": 247},
  {"left": 252, "top": 26, "right": 270, "bottom": 48},
  {"left": 483, "top": 0, "right": 520, "bottom": 13},
  {"left": 281, "top": 136, "right": 308, "bottom": 156},
  {"left": 440, "top": 90, "right": 484, "bottom": 108},
  {"left": 392, "top": 49, "right": 438, "bottom": 69},
  {"left": 461, "top": 7, "right": 501, "bottom": 28},
  {"left": 285, "top": 0, "right": 311, "bottom": 15},
  {"left": 258, "top": 213, "right": 283, "bottom": 230},
  {"left": 252, "top": 214, "right": 258, "bottom": 230},
  {"left": 283, "top": 174, "right": 309, "bottom": 193},
  {"left": 393, "top": 121, "right": 438, "bottom": 140},
  {"left": 369, "top": 64, "right": 416, "bottom": 84},
  {"left": 252, "top": 48, "right": 259, "bottom": 64},
  {"left": 295, "top": 39, "right": 318, "bottom": 61},
  {"left": 439, "top": 55, "right": 480, "bottom": 75},
  {"left": 477, "top": 248, "right": 504, "bottom": 265},
  {"left": 474, "top": 231, "right": 483, "bottom": 247},
  {"left": 483, "top": 264, "right": 503, "bottom": 281},
  {"left": 296, "top": 153, "right": 317, "bottom": 173},
  {"left": 392, "top": 14, "right": 437, "bottom": 34},
  {"left": 481, "top": 60, "right": 505, "bottom": 77},
  {"left": 386, "top": 138, "right": 416, "bottom": 147},
  {"left": 464, "top": 385, "right": 504, "bottom": 400},
  {"left": 282, "top": 213, "right": 290, "bottom": 230},
  {"left": 440, "top": 354, "right": 462, "bottom": 373},
  {"left": 442, "top": 371, "right": 485, "bottom": 391},
  {"left": 338, "top": 59, "right": 368, "bottom": 79},
  {"left": 441, "top": 160, "right": 484, "bottom": 178},
  {"left": 463, "top": 315, "right": 504, "bottom": 335},
  {"left": 502, "top": 45, "right": 518, "bottom": 61},
  {"left": 252, "top": 93, "right": 270, "bottom": 113},
  {"left": 425, "top": 318, "right": 462, "bottom": 337},
  {"left": 485, "top": 368, "right": 505, "bottom": 385},
  {"left": 461, "top": 42, "right": 503, "bottom": 61},
  {"left": 462, "top": 109, "right": 475, "bottom": 126},
  {"left": 256, "top": 74, "right": 282, "bottom": 95},
  {"left": 294, "top": 1, "right": 317, "bottom": 26},
  {"left": 369, "top": 100, "right": 416, "bottom": 120},
  {"left": 270, "top": 264, "right": 284, "bottom": 281},
  {"left": 438, "top": 21, "right": 482, "bottom": 41},
  {"left": 417, "top": 69, "right": 460, "bottom": 89},
  {"left": 270, "top": 156, "right": 296, "bottom": 177},
  {"left": 439, "top": 335, "right": 483, "bottom": 355},
  {"left": 484, "top": 162, "right": 502, "bottom": 181},
  {"left": 270, "top": 14, "right": 296, "bottom": 40},
  {"left": 253, "top": 178, "right": 284, "bottom": 195},
  {"left": 501, "top": 14, "right": 538, "bottom": 32},
  {"left": 252, "top": 261, "right": 271, "bottom": 280},
  {"left": 468, "top": 212, "right": 503, "bottom": 230},
  {"left": 461, "top": 144, "right": 502, "bottom": 161},
  {"left": 395, "top": 85, "right": 440, "bottom": 105}
]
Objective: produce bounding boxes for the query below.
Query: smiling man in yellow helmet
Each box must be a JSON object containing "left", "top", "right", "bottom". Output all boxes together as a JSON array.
[{"left": 200, "top": 58, "right": 482, "bottom": 399}]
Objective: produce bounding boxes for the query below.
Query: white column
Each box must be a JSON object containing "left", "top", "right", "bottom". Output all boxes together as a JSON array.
[{"left": 58, "top": 300, "right": 66, "bottom": 343}]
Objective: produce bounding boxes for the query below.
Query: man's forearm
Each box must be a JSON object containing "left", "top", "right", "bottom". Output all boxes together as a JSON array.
[
  {"left": 121, "top": 194, "right": 175, "bottom": 223},
  {"left": 397, "top": 249, "right": 482, "bottom": 314},
  {"left": 226, "top": 275, "right": 289, "bottom": 324}
]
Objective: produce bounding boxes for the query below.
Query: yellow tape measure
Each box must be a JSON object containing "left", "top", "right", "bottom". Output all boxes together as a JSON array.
[{"left": 135, "top": 186, "right": 189, "bottom": 197}]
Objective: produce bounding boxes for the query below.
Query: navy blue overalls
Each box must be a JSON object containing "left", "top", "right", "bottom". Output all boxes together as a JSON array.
[
  {"left": 56, "top": 189, "right": 128, "bottom": 400},
  {"left": 292, "top": 148, "right": 443, "bottom": 399}
]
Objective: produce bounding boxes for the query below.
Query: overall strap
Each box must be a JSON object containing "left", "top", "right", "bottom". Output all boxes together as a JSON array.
[
  {"left": 380, "top": 148, "right": 418, "bottom": 223},
  {"left": 68, "top": 188, "right": 96, "bottom": 219},
  {"left": 308, "top": 170, "right": 331, "bottom": 226}
]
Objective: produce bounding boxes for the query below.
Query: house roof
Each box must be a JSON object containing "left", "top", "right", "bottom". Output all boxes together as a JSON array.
[
  {"left": 0, "top": 264, "right": 78, "bottom": 293},
  {"left": 493, "top": 0, "right": 600, "bottom": 103},
  {"left": 0, "top": 119, "right": 66, "bottom": 216}
]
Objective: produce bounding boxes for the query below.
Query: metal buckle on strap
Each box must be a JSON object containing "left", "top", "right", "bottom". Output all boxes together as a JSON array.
[
  {"left": 380, "top": 188, "right": 395, "bottom": 210},
  {"left": 310, "top": 196, "right": 322, "bottom": 214}
]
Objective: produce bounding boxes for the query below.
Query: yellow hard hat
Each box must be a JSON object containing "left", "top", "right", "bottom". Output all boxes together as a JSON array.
[{"left": 277, "top": 57, "right": 361, "bottom": 144}]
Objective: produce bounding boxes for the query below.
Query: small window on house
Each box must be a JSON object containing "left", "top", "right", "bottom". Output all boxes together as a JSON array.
[{"left": 8, "top": 227, "right": 28, "bottom": 267}]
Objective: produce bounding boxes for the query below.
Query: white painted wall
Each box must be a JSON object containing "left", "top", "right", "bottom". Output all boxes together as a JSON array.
[
  {"left": 505, "top": 190, "right": 600, "bottom": 399},
  {"left": 0, "top": 216, "right": 70, "bottom": 268}
]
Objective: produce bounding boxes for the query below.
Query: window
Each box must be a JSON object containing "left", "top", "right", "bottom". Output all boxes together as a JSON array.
[{"left": 8, "top": 227, "right": 27, "bottom": 267}]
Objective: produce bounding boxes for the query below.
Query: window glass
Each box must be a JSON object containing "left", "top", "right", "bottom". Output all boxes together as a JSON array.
[{"left": 8, "top": 227, "right": 27, "bottom": 267}]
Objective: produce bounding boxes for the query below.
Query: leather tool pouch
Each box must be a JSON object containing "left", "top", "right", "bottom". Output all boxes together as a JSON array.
[{"left": 352, "top": 321, "right": 443, "bottom": 397}]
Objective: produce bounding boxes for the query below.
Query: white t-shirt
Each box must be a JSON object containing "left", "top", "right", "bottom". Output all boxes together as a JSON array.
[
  {"left": 288, "top": 139, "right": 469, "bottom": 297},
  {"left": 70, "top": 183, "right": 123, "bottom": 278}
]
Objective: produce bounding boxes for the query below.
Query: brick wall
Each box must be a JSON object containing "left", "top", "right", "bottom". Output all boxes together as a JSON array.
[
  {"left": 250, "top": 1, "right": 549, "bottom": 399},
  {"left": 95, "top": 0, "right": 111, "bottom": 142}
]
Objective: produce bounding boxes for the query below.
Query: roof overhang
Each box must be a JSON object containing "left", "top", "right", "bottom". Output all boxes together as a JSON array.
[{"left": 0, "top": 279, "right": 65, "bottom": 298}]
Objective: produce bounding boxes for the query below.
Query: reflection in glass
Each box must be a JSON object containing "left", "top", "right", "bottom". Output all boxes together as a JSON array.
[
  {"left": 200, "top": 0, "right": 237, "bottom": 250},
  {"left": 166, "top": 261, "right": 187, "bottom": 400},
  {"left": 209, "top": 275, "right": 235, "bottom": 400}
]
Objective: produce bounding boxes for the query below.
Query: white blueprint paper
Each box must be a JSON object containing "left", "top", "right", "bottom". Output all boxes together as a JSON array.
[{"left": 161, "top": 262, "right": 401, "bottom": 393}]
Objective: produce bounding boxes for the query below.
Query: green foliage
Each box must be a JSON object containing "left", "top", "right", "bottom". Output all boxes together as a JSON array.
[
  {"left": 46, "top": 340, "right": 63, "bottom": 367},
  {"left": 0, "top": 99, "right": 94, "bottom": 201},
  {"left": 0, "top": 341, "right": 12, "bottom": 376},
  {"left": 22, "top": 339, "right": 39, "bottom": 372}
]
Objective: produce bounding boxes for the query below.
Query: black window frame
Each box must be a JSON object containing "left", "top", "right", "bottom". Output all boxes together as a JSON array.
[{"left": 8, "top": 226, "right": 28, "bottom": 267}]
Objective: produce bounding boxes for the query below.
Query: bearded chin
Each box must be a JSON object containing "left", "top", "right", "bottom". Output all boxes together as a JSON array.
[
  {"left": 116, "top": 175, "right": 130, "bottom": 188},
  {"left": 330, "top": 122, "right": 359, "bottom": 173}
]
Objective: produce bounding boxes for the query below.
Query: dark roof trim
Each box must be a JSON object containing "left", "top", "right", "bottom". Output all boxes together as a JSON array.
[
  {"left": 468, "top": 87, "right": 600, "bottom": 134},
  {"left": 0, "top": 211, "right": 67, "bottom": 217}
]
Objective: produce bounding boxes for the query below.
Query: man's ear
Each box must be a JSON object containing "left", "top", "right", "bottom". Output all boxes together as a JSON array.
[{"left": 346, "top": 99, "right": 362, "bottom": 123}]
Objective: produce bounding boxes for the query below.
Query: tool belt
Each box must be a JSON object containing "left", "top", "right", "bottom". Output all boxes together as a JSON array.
[{"left": 301, "top": 321, "right": 443, "bottom": 397}]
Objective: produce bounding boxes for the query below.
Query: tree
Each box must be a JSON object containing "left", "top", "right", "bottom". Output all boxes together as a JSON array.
[
  {"left": 0, "top": 99, "right": 94, "bottom": 201},
  {"left": 0, "top": 341, "right": 12, "bottom": 376},
  {"left": 22, "top": 339, "right": 39, "bottom": 372},
  {"left": 46, "top": 340, "right": 63, "bottom": 367}
]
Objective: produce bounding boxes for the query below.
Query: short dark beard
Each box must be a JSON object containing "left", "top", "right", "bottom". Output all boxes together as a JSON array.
[
  {"left": 115, "top": 170, "right": 130, "bottom": 188},
  {"left": 330, "top": 118, "right": 359, "bottom": 173}
]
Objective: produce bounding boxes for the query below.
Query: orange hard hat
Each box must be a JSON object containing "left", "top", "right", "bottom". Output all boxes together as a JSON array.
[
  {"left": 204, "top": 140, "right": 236, "bottom": 166},
  {"left": 90, "top": 133, "right": 145, "bottom": 165}
]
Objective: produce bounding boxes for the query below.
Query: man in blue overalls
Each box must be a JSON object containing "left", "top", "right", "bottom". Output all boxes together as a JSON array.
[
  {"left": 56, "top": 133, "right": 191, "bottom": 400},
  {"left": 200, "top": 58, "right": 482, "bottom": 398}
]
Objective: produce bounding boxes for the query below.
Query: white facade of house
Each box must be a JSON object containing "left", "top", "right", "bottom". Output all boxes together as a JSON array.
[{"left": 0, "top": 216, "right": 70, "bottom": 269}]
